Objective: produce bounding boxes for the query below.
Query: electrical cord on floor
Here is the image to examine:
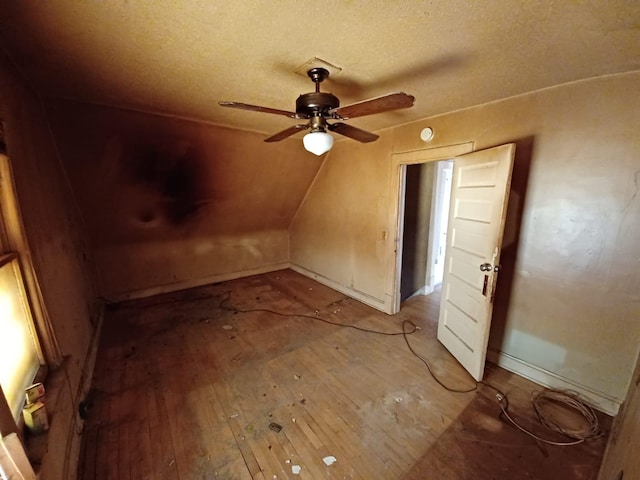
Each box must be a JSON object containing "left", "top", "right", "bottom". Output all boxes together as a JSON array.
[
  {"left": 218, "top": 291, "right": 417, "bottom": 336},
  {"left": 400, "top": 319, "right": 603, "bottom": 445},
  {"left": 220, "top": 291, "right": 602, "bottom": 447},
  {"left": 401, "top": 320, "right": 477, "bottom": 393}
]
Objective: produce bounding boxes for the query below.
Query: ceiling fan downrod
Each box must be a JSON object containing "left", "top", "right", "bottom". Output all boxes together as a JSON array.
[{"left": 307, "top": 67, "right": 330, "bottom": 93}]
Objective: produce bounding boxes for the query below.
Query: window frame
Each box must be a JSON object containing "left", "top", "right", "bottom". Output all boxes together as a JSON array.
[{"left": 0, "top": 129, "right": 59, "bottom": 434}]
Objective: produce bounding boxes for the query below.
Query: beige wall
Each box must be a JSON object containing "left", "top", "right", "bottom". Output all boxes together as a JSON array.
[
  {"left": 0, "top": 51, "right": 99, "bottom": 478},
  {"left": 291, "top": 71, "right": 640, "bottom": 413},
  {"left": 291, "top": 134, "right": 394, "bottom": 308},
  {"left": 44, "top": 100, "right": 323, "bottom": 299}
]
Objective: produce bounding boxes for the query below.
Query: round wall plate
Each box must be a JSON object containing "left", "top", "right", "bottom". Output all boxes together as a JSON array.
[{"left": 420, "top": 127, "right": 434, "bottom": 142}]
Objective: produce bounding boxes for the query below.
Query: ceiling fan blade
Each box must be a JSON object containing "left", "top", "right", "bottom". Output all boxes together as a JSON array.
[
  {"left": 219, "top": 101, "right": 298, "bottom": 118},
  {"left": 330, "top": 92, "right": 415, "bottom": 119},
  {"left": 327, "top": 122, "right": 379, "bottom": 143},
  {"left": 264, "top": 124, "right": 309, "bottom": 142}
]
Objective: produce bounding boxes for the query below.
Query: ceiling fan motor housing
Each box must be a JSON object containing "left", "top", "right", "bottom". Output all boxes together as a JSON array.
[{"left": 296, "top": 92, "right": 339, "bottom": 118}]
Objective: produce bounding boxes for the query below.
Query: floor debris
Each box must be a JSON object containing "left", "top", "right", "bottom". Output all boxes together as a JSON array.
[
  {"left": 291, "top": 465, "right": 301, "bottom": 474},
  {"left": 268, "top": 422, "right": 282, "bottom": 433},
  {"left": 323, "top": 455, "right": 337, "bottom": 466}
]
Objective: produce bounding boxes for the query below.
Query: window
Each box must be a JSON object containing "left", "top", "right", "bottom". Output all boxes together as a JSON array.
[
  {"left": 0, "top": 138, "right": 52, "bottom": 435},
  {"left": 0, "top": 254, "right": 44, "bottom": 420}
]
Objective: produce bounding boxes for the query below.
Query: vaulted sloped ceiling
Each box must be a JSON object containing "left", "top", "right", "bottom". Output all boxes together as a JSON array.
[{"left": 0, "top": 1, "right": 638, "bottom": 137}]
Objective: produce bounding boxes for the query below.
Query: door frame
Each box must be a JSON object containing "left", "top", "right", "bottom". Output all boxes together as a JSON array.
[
  {"left": 424, "top": 160, "right": 453, "bottom": 295},
  {"left": 386, "top": 142, "right": 474, "bottom": 314}
]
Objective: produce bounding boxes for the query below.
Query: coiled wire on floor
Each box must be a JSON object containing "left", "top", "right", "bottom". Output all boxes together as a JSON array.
[
  {"left": 482, "top": 385, "right": 603, "bottom": 446},
  {"left": 531, "top": 388, "right": 602, "bottom": 443}
]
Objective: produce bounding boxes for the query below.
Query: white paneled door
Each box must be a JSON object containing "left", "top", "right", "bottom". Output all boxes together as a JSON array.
[{"left": 437, "top": 144, "right": 515, "bottom": 381}]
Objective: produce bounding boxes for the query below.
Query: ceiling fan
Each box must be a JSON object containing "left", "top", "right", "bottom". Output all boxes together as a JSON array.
[{"left": 219, "top": 68, "right": 415, "bottom": 155}]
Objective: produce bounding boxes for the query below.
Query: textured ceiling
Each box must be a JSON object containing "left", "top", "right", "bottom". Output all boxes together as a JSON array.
[{"left": 0, "top": 1, "right": 639, "bottom": 137}]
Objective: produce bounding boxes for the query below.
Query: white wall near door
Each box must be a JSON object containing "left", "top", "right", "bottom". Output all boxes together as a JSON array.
[{"left": 425, "top": 160, "right": 453, "bottom": 293}]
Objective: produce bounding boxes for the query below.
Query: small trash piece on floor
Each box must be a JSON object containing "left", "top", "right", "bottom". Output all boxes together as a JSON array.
[
  {"left": 291, "top": 465, "right": 301, "bottom": 475},
  {"left": 294, "top": 374, "right": 301, "bottom": 380},
  {"left": 223, "top": 325, "right": 233, "bottom": 330},
  {"left": 322, "top": 455, "right": 337, "bottom": 466},
  {"left": 285, "top": 459, "right": 291, "bottom": 464},
  {"left": 269, "top": 422, "right": 282, "bottom": 433}
]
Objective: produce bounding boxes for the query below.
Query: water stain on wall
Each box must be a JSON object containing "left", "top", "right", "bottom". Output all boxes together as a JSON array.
[{"left": 115, "top": 136, "right": 208, "bottom": 227}]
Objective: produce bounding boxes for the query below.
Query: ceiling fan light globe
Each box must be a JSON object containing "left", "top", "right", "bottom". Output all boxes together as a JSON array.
[{"left": 303, "top": 131, "right": 333, "bottom": 156}]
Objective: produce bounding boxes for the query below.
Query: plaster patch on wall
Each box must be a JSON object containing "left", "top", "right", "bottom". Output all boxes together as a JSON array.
[{"left": 504, "top": 329, "right": 567, "bottom": 372}]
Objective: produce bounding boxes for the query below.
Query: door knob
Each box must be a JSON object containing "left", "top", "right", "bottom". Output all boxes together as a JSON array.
[{"left": 480, "top": 263, "right": 501, "bottom": 272}]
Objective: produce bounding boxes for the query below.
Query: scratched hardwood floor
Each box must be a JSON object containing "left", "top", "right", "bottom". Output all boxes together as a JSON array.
[{"left": 78, "top": 269, "right": 610, "bottom": 480}]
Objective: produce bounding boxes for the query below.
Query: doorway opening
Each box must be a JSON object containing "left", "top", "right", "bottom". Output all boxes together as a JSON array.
[
  {"left": 399, "top": 159, "right": 453, "bottom": 304},
  {"left": 392, "top": 143, "right": 516, "bottom": 381}
]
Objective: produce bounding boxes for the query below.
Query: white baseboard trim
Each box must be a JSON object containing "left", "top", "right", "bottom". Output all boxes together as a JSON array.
[
  {"left": 107, "top": 262, "right": 291, "bottom": 302},
  {"left": 290, "top": 263, "right": 388, "bottom": 313},
  {"left": 487, "top": 348, "right": 621, "bottom": 416}
]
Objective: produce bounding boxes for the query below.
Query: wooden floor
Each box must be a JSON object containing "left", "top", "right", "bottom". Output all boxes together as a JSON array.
[{"left": 78, "top": 269, "right": 610, "bottom": 480}]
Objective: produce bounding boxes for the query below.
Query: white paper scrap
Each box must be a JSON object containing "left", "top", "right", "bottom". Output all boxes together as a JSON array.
[
  {"left": 291, "top": 465, "right": 302, "bottom": 474},
  {"left": 323, "top": 455, "right": 337, "bottom": 466}
]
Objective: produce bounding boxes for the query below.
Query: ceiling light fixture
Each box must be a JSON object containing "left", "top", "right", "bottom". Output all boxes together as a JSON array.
[
  {"left": 303, "top": 130, "right": 333, "bottom": 156},
  {"left": 303, "top": 114, "right": 334, "bottom": 155}
]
